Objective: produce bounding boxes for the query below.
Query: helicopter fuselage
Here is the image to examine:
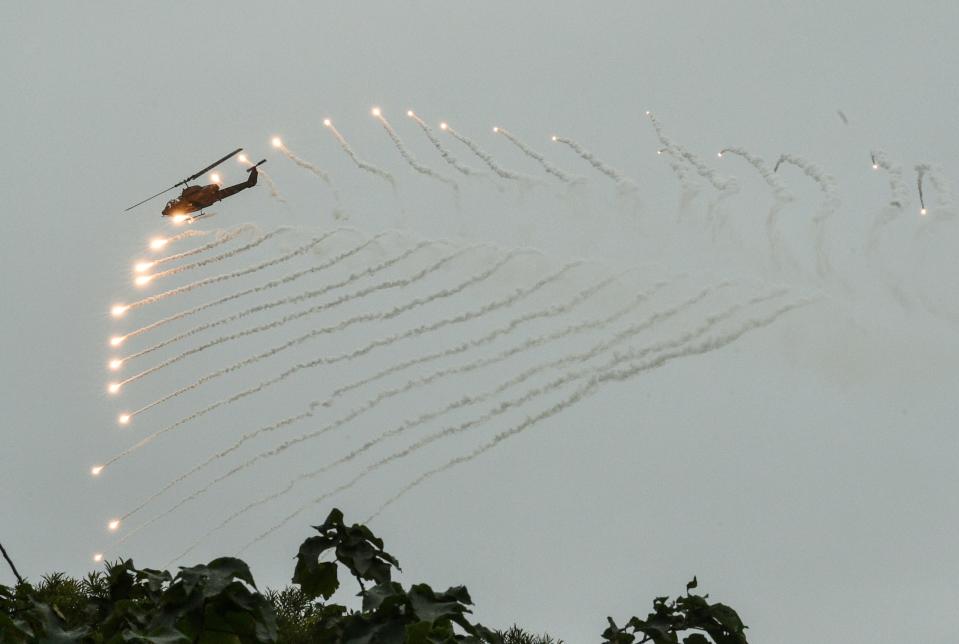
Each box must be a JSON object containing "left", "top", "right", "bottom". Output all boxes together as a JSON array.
[{"left": 160, "top": 167, "right": 259, "bottom": 218}]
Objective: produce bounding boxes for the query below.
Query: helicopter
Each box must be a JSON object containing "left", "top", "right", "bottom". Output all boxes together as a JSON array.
[{"left": 125, "top": 148, "right": 266, "bottom": 222}]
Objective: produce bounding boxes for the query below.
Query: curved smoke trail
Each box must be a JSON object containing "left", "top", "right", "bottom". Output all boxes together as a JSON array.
[
  {"left": 115, "top": 263, "right": 597, "bottom": 534},
  {"left": 148, "top": 224, "right": 258, "bottom": 270},
  {"left": 645, "top": 112, "right": 697, "bottom": 191},
  {"left": 915, "top": 163, "right": 953, "bottom": 215},
  {"left": 646, "top": 112, "right": 736, "bottom": 193},
  {"left": 119, "top": 229, "right": 375, "bottom": 342},
  {"left": 774, "top": 153, "right": 840, "bottom": 277},
  {"left": 869, "top": 150, "right": 907, "bottom": 209},
  {"left": 373, "top": 110, "right": 458, "bottom": 193},
  {"left": 323, "top": 119, "right": 397, "bottom": 189},
  {"left": 118, "top": 243, "right": 485, "bottom": 390},
  {"left": 442, "top": 123, "right": 541, "bottom": 185},
  {"left": 718, "top": 148, "right": 791, "bottom": 201},
  {"left": 229, "top": 288, "right": 799, "bottom": 555},
  {"left": 119, "top": 239, "right": 433, "bottom": 365},
  {"left": 407, "top": 110, "right": 484, "bottom": 177},
  {"left": 274, "top": 140, "right": 344, "bottom": 214},
  {"left": 494, "top": 127, "right": 579, "bottom": 184},
  {"left": 142, "top": 227, "right": 289, "bottom": 283},
  {"left": 552, "top": 135, "right": 636, "bottom": 191},
  {"left": 367, "top": 297, "right": 813, "bottom": 524}
]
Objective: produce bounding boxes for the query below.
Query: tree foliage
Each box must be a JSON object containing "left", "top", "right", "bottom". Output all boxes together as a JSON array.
[{"left": 0, "top": 510, "right": 747, "bottom": 643}]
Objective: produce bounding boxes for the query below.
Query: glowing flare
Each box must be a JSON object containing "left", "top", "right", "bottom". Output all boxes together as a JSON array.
[
  {"left": 111, "top": 304, "right": 129, "bottom": 318},
  {"left": 872, "top": 163, "right": 880, "bottom": 170},
  {"left": 108, "top": 519, "right": 121, "bottom": 531},
  {"left": 210, "top": 172, "right": 221, "bottom": 184},
  {"left": 920, "top": 208, "right": 928, "bottom": 216},
  {"left": 323, "top": 118, "right": 331, "bottom": 127},
  {"left": 93, "top": 553, "right": 104, "bottom": 563},
  {"left": 551, "top": 135, "right": 557, "bottom": 142},
  {"left": 91, "top": 465, "right": 104, "bottom": 476},
  {"left": 135, "top": 275, "right": 153, "bottom": 287},
  {"left": 118, "top": 413, "right": 131, "bottom": 425},
  {"left": 149, "top": 238, "right": 167, "bottom": 251},
  {"left": 238, "top": 154, "right": 249, "bottom": 164},
  {"left": 109, "top": 359, "right": 123, "bottom": 371},
  {"left": 406, "top": 110, "right": 414, "bottom": 117},
  {"left": 371, "top": 106, "right": 381, "bottom": 117},
  {"left": 108, "top": 382, "right": 121, "bottom": 394},
  {"left": 110, "top": 336, "right": 124, "bottom": 348},
  {"left": 134, "top": 261, "right": 154, "bottom": 273},
  {"left": 439, "top": 122, "right": 448, "bottom": 130},
  {"left": 492, "top": 126, "right": 499, "bottom": 133},
  {"left": 271, "top": 136, "right": 282, "bottom": 148},
  {"left": 717, "top": 152, "right": 724, "bottom": 158},
  {"left": 171, "top": 214, "right": 189, "bottom": 224}
]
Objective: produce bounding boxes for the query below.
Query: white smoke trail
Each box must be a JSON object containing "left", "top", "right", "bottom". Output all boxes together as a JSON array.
[
  {"left": 119, "top": 239, "right": 433, "bottom": 365},
  {"left": 915, "top": 163, "right": 952, "bottom": 215},
  {"left": 116, "top": 263, "right": 597, "bottom": 531},
  {"left": 323, "top": 119, "right": 397, "bottom": 189},
  {"left": 442, "top": 122, "right": 541, "bottom": 185},
  {"left": 407, "top": 110, "right": 484, "bottom": 177},
  {"left": 327, "top": 271, "right": 666, "bottom": 401},
  {"left": 239, "top": 156, "right": 287, "bottom": 205},
  {"left": 120, "top": 227, "right": 344, "bottom": 313},
  {"left": 274, "top": 140, "right": 344, "bottom": 214},
  {"left": 774, "top": 154, "right": 840, "bottom": 277},
  {"left": 119, "top": 229, "right": 374, "bottom": 342},
  {"left": 869, "top": 150, "right": 907, "bottom": 209},
  {"left": 147, "top": 225, "right": 258, "bottom": 270},
  {"left": 230, "top": 289, "right": 799, "bottom": 554},
  {"left": 494, "top": 127, "right": 580, "bottom": 184},
  {"left": 645, "top": 112, "right": 697, "bottom": 191},
  {"left": 117, "top": 243, "right": 484, "bottom": 390},
  {"left": 158, "top": 229, "right": 213, "bottom": 249},
  {"left": 718, "top": 148, "right": 792, "bottom": 201},
  {"left": 144, "top": 227, "right": 287, "bottom": 283},
  {"left": 552, "top": 135, "right": 636, "bottom": 191},
  {"left": 646, "top": 112, "right": 736, "bottom": 192},
  {"left": 372, "top": 110, "right": 458, "bottom": 193},
  {"left": 368, "top": 297, "right": 813, "bottom": 523}
]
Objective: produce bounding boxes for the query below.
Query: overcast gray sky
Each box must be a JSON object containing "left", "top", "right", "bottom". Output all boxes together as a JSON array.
[{"left": 2, "top": 2, "right": 958, "bottom": 642}]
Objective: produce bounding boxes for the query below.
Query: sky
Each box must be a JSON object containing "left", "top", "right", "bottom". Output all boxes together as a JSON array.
[{"left": 1, "top": 2, "right": 958, "bottom": 642}]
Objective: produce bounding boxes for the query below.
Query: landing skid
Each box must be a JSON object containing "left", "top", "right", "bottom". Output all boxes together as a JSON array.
[{"left": 186, "top": 211, "right": 216, "bottom": 223}]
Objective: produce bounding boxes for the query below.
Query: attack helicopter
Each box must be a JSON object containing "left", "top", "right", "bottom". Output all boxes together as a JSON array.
[{"left": 125, "top": 148, "right": 266, "bottom": 223}]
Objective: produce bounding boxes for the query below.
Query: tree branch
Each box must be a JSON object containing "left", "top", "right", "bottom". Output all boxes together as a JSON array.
[{"left": 0, "top": 541, "right": 24, "bottom": 585}]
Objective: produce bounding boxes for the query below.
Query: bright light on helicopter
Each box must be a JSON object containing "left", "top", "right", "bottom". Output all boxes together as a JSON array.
[
  {"left": 371, "top": 106, "right": 382, "bottom": 117},
  {"left": 134, "top": 261, "right": 154, "bottom": 273},
  {"left": 271, "top": 137, "right": 283, "bottom": 148},
  {"left": 171, "top": 214, "right": 189, "bottom": 224},
  {"left": 110, "top": 305, "right": 129, "bottom": 318},
  {"left": 135, "top": 275, "right": 153, "bottom": 287},
  {"left": 109, "top": 359, "right": 123, "bottom": 371},
  {"left": 108, "top": 519, "right": 121, "bottom": 532},
  {"left": 107, "top": 382, "right": 121, "bottom": 395},
  {"left": 110, "top": 336, "right": 125, "bottom": 347},
  {"left": 210, "top": 173, "right": 221, "bottom": 184},
  {"left": 91, "top": 465, "right": 104, "bottom": 476},
  {"left": 149, "top": 238, "right": 168, "bottom": 251},
  {"left": 118, "top": 413, "right": 131, "bottom": 425}
]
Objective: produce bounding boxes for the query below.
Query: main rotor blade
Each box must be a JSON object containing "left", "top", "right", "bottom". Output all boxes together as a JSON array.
[
  {"left": 179, "top": 147, "right": 243, "bottom": 187},
  {"left": 124, "top": 185, "right": 176, "bottom": 212}
]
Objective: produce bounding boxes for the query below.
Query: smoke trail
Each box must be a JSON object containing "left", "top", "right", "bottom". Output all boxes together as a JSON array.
[
  {"left": 368, "top": 297, "right": 813, "bottom": 523},
  {"left": 121, "top": 227, "right": 340, "bottom": 313},
  {"left": 327, "top": 271, "right": 666, "bottom": 401},
  {"left": 118, "top": 243, "right": 484, "bottom": 390},
  {"left": 273, "top": 139, "right": 344, "bottom": 214},
  {"left": 119, "top": 239, "right": 432, "bottom": 365},
  {"left": 169, "top": 281, "right": 736, "bottom": 554},
  {"left": 869, "top": 150, "right": 907, "bottom": 209},
  {"left": 119, "top": 229, "right": 374, "bottom": 342},
  {"left": 146, "top": 225, "right": 258, "bottom": 271},
  {"left": 407, "top": 110, "right": 484, "bottom": 177},
  {"left": 915, "top": 163, "right": 952, "bottom": 215},
  {"left": 239, "top": 156, "right": 287, "bottom": 205},
  {"left": 552, "top": 135, "right": 636, "bottom": 191},
  {"left": 718, "top": 148, "right": 792, "bottom": 201},
  {"left": 322, "top": 119, "right": 397, "bottom": 189},
  {"left": 774, "top": 154, "right": 840, "bottom": 277},
  {"left": 231, "top": 289, "right": 798, "bottom": 553},
  {"left": 372, "top": 109, "right": 458, "bottom": 193},
  {"left": 116, "top": 263, "right": 596, "bottom": 530},
  {"left": 494, "top": 127, "right": 579, "bottom": 184},
  {"left": 645, "top": 112, "right": 697, "bottom": 191},
  {"left": 646, "top": 112, "right": 736, "bottom": 192},
  {"left": 656, "top": 147, "right": 697, "bottom": 191},
  {"left": 442, "top": 122, "right": 541, "bottom": 185},
  {"left": 141, "top": 228, "right": 284, "bottom": 284}
]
